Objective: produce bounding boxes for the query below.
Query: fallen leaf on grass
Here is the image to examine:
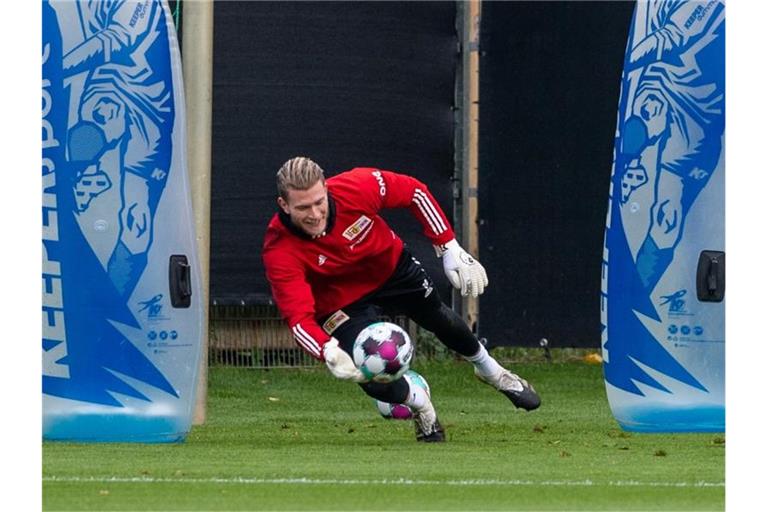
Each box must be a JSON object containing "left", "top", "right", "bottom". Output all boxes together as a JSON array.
[{"left": 583, "top": 353, "right": 603, "bottom": 364}]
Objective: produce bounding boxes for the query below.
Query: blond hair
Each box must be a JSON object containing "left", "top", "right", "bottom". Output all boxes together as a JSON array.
[{"left": 276, "top": 156, "right": 325, "bottom": 199}]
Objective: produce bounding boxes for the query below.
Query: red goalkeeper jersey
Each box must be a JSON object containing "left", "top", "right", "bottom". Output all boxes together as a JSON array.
[{"left": 262, "top": 167, "right": 455, "bottom": 360}]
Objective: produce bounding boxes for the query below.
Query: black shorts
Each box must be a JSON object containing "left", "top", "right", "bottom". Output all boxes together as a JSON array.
[{"left": 318, "top": 248, "right": 443, "bottom": 356}]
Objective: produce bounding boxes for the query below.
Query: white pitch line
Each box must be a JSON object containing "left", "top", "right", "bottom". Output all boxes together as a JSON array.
[{"left": 43, "top": 476, "right": 724, "bottom": 488}]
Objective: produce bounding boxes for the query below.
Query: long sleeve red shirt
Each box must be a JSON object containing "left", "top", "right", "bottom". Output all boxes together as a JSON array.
[{"left": 262, "top": 168, "right": 455, "bottom": 360}]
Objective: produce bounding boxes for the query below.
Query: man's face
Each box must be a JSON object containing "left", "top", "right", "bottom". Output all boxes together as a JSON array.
[{"left": 278, "top": 180, "right": 329, "bottom": 237}]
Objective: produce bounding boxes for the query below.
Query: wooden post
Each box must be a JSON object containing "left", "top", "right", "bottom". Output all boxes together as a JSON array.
[
  {"left": 461, "top": 0, "right": 482, "bottom": 332},
  {"left": 181, "top": 0, "right": 214, "bottom": 425}
]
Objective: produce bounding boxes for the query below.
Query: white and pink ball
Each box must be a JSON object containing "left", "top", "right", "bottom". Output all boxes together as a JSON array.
[
  {"left": 374, "top": 370, "right": 431, "bottom": 420},
  {"left": 352, "top": 322, "right": 413, "bottom": 383}
]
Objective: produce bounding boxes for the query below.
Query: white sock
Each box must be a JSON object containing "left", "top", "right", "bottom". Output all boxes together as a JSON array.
[
  {"left": 465, "top": 343, "right": 504, "bottom": 378},
  {"left": 403, "top": 379, "right": 431, "bottom": 411}
]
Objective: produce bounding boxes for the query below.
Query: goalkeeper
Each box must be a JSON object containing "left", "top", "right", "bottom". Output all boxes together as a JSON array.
[{"left": 262, "top": 157, "right": 540, "bottom": 442}]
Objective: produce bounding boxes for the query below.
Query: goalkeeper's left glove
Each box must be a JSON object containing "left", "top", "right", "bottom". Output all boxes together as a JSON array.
[{"left": 436, "top": 239, "right": 488, "bottom": 298}]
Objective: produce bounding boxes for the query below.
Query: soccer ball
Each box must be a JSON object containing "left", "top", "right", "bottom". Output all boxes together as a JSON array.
[
  {"left": 375, "top": 370, "right": 430, "bottom": 420},
  {"left": 352, "top": 321, "right": 414, "bottom": 383}
]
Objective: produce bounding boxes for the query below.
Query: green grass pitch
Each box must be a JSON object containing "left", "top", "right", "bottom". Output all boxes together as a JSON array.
[{"left": 43, "top": 358, "right": 724, "bottom": 510}]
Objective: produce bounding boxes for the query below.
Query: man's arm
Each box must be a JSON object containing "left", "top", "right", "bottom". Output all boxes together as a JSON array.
[
  {"left": 349, "top": 168, "right": 488, "bottom": 297},
  {"left": 263, "top": 252, "right": 328, "bottom": 359},
  {"left": 355, "top": 168, "right": 456, "bottom": 246},
  {"left": 263, "top": 245, "right": 365, "bottom": 381}
]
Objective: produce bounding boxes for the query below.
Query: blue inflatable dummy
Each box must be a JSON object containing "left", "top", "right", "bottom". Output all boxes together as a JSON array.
[
  {"left": 601, "top": 0, "right": 725, "bottom": 432},
  {"left": 42, "top": 0, "right": 203, "bottom": 442}
]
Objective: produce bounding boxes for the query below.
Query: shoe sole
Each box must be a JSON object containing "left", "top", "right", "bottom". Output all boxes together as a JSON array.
[
  {"left": 417, "top": 433, "right": 446, "bottom": 442},
  {"left": 502, "top": 388, "right": 541, "bottom": 411},
  {"left": 475, "top": 373, "right": 542, "bottom": 411}
]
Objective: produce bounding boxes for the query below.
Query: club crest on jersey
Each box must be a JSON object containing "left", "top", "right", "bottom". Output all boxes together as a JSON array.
[
  {"left": 322, "top": 310, "right": 350, "bottom": 334},
  {"left": 342, "top": 215, "right": 372, "bottom": 241}
]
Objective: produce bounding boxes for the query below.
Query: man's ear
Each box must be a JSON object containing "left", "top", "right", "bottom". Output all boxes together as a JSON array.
[{"left": 277, "top": 196, "right": 290, "bottom": 214}]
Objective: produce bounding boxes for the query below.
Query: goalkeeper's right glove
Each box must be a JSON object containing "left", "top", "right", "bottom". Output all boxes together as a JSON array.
[{"left": 322, "top": 338, "right": 367, "bottom": 382}]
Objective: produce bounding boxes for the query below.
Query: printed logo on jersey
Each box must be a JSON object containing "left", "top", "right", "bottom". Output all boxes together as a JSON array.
[
  {"left": 322, "top": 310, "right": 350, "bottom": 335},
  {"left": 422, "top": 278, "right": 433, "bottom": 298},
  {"left": 318, "top": 254, "right": 327, "bottom": 266},
  {"left": 342, "top": 215, "right": 372, "bottom": 241}
]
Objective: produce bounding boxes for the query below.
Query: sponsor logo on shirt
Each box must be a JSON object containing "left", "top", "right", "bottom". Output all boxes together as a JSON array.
[
  {"left": 342, "top": 215, "right": 372, "bottom": 241},
  {"left": 318, "top": 254, "right": 327, "bottom": 266},
  {"left": 372, "top": 170, "right": 386, "bottom": 196}
]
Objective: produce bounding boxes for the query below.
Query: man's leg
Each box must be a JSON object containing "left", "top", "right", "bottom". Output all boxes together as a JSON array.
[
  {"left": 379, "top": 250, "right": 540, "bottom": 411},
  {"left": 409, "top": 297, "right": 540, "bottom": 411}
]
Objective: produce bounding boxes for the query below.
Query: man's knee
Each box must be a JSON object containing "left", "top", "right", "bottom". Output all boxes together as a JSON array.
[{"left": 359, "top": 378, "right": 409, "bottom": 404}]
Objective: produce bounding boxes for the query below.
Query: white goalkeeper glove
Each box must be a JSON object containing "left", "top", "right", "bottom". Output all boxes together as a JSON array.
[
  {"left": 322, "top": 338, "right": 366, "bottom": 382},
  {"left": 436, "top": 239, "right": 489, "bottom": 298}
]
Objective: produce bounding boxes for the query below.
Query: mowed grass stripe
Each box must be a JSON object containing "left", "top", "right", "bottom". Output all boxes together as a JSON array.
[{"left": 43, "top": 475, "right": 725, "bottom": 488}]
